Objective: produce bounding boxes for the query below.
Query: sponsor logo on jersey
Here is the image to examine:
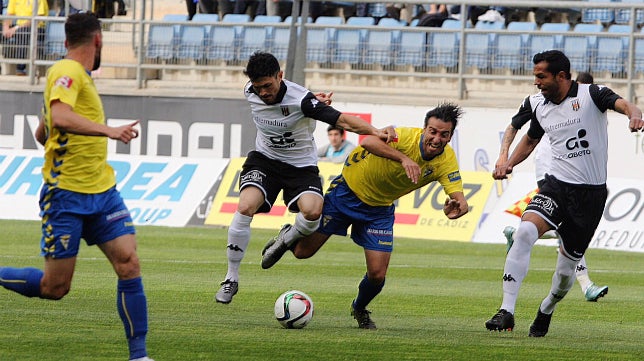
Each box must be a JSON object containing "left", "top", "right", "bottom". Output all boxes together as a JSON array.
[{"left": 54, "top": 76, "right": 73, "bottom": 89}]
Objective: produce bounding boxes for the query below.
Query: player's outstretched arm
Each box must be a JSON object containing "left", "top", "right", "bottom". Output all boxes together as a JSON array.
[
  {"left": 444, "top": 192, "right": 468, "bottom": 219},
  {"left": 51, "top": 100, "right": 140, "bottom": 144},
  {"left": 493, "top": 134, "right": 540, "bottom": 180},
  {"left": 494, "top": 124, "right": 518, "bottom": 178},
  {"left": 335, "top": 114, "right": 397, "bottom": 142}
]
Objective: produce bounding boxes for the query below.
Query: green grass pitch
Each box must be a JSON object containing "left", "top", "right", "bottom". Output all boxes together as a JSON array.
[{"left": 0, "top": 219, "right": 642, "bottom": 360}]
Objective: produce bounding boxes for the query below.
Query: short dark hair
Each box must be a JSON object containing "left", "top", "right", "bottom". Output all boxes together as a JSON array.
[
  {"left": 532, "top": 50, "right": 571, "bottom": 80},
  {"left": 424, "top": 102, "right": 462, "bottom": 131},
  {"left": 65, "top": 12, "right": 101, "bottom": 48},
  {"left": 244, "top": 51, "right": 280, "bottom": 82},
  {"left": 327, "top": 125, "right": 345, "bottom": 135},
  {"left": 575, "top": 72, "right": 594, "bottom": 84}
]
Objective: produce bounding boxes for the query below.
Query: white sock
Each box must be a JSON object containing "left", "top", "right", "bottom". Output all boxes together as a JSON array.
[
  {"left": 540, "top": 251, "right": 577, "bottom": 314},
  {"left": 575, "top": 255, "right": 593, "bottom": 293},
  {"left": 500, "top": 221, "right": 539, "bottom": 314},
  {"left": 283, "top": 212, "right": 320, "bottom": 246},
  {"left": 224, "top": 211, "right": 252, "bottom": 282}
]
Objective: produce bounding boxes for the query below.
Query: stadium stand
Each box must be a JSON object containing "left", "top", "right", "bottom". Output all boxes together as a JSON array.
[
  {"left": 333, "top": 28, "right": 362, "bottom": 64},
  {"left": 395, "top": 29, "right": 427, "bottom": 67},
  {"left": 146, "top": 24, "right": 176, "bottom": 60},
  {"left": 176, "top": 24, "right": 207, "bottom": 61},
  {"left": 614, "top": 0, "right": 644, "bottom": 25},
  {"left": 581, "top": 0, "right": 615, "bottom": 24},
  {"left": 44, "top": 21, "right": 66, "bottom": 59},
  {"left": 493, "top": 22, "right": 537, "bottom": 71}
]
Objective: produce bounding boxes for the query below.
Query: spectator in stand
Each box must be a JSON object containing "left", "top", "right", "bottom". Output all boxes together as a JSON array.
[
  {"left": 2, "top": 0, "right": 48, "bottom": 75},
  {"left": 318, "top": 125, "right": 356, "bottom": 163}
]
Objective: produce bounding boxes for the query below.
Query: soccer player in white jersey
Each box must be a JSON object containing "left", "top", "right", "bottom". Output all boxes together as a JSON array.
[
  {"left": 495, "top": 71, "right": 608, "bottom": 303},
  {"left": 486, "top": 50, "right": 644, "bottom": 337},
  {"left": 215, "top": 51, "right": 396, "bottom": 304},
  {"left": 262, "top": 103, "right": 469, "bottom": 329}
]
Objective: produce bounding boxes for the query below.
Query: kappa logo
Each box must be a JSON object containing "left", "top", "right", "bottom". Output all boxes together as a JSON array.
[
  {"left": 503, "top": 273, "right": 516, "bottom": 282},
  {"left": 227, "top": 244, "right": 244, "bottom": 252},
  {"left": 576, "top": 264, "right": 587, "bottom": 272}
]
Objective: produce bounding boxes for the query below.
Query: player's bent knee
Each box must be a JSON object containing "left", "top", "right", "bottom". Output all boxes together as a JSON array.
[{"left": 40, "top": 283, "right": 70, "bottom": 300}]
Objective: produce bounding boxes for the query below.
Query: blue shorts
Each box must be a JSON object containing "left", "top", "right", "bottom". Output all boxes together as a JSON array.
[
  {"left": 39, "top": 185, "right": 135, "bottom": 259},
  {"left": 318, "top": 177, "right": 395, "bottom": 252}
]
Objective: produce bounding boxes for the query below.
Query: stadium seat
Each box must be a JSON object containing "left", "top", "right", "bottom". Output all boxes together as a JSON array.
[
  {"left": 634, "top": 28, "right": 644, "bottom": 73},
  {"left": 306, "top": 26, "right": 333, "bottom": 63},
  {"left": 394, "top": 30, "right": 427, "bottom": 67},
  {"left": 593, "top": 36, "right": 625, "bottom": 73},
  {"left": 466, "top": 20, "right": 504, "bottom": 70},
  {"left": 614, "top": 0, "right": 644, "bottom": 25},
  {"left": 206, "top": 25, "right": 236, "bottom": 61},
  {"left": 162, "top": 14, "right": 189, "bottom": 22},
  {"left": 270, "top": 26, "right": 291, "bottom": 61},
  {"left": 191, "top": 13, "right": 219, "bottom": 34},
  {"left": 345, "top": 16, "right": 376, "bottom": 26},
  {"left": 562, "top": 24, "right": 603, "bottom": 72},
  {"left": 176, "top": 25, "right": 206, "bottom": 60},
  {"left": 191, "top": 13, "right": 219, "bottom": 22},
  {"left": 146, "top": 24, "right": 176, "bottom": 60},
  {"left": 333, "top": 28, "right": 362, "bottom": 64},
  {"left": 45, "top": 21, "right": 66, "bottom": 58},
  {"left": 363, "top": 29, "right": 396, "bottom": 66},
  {"left": 222, "top": 13, "right": 251, "bottom": 41},
  {"left": 493, "top": 22, "right": 537, "bottom": 71},
  {"left": 377, "top": 17, "right": 406, "bottom": 27},
  {"left": 239, "top": 26, "right": 269, "bottom": 62},
  {"left": 428, "top": 23, "right": 459, "bottom": 68},
  {"left": 253, "top": 15, "right": 282, "bottom": 23},
  {"left": 581, "top": 0, "right": 616, "bottom": 24},
  {"left": 315, "top": 16, "right": 344, "bottom": 25},
  {"left": 525, "top": 23, "right": 569, "bottom": 70}
]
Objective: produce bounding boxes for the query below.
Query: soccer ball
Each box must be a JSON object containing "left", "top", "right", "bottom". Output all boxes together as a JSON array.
[{"left": 274, "top": 290, "right": 314, "bottom": 329}]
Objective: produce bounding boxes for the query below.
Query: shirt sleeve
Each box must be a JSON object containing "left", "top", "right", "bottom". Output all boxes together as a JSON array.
[
  {"left": 510, "top": 95, "right": 533, "bottom": 130},
  {"left": 589, "top": 84, "right": 621, "bottom": 113},
  {"left": 300, "top": 92, "right": 342, "bottom": 126}
]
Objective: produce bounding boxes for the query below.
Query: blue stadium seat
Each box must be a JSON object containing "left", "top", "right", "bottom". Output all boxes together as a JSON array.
[
  {"left": 581, "top": 0, "right": 616, "bottom": 24},
  {"left": 333, "top": 28, "right": 362, "bottom": 64},
  {"left": 222, "top": 13, "right": 251, "bottom": 41},
  {"left": 206, "top": 25, "right": 236, "bottom": 61},
  {"left": 493, "top": 22, "right": 537, "bottom": 71},
  {"left": 253, "top": 15, "right": 282, "bottom": 23},
  {"left": 562, "top": 24, "right": 603, "bottom": 72},
  {"left": 176, "top": 25, "right": 206, "bottom": 60},
  {"left": 45, "top": 21, "right": 66, "bottom": 58},
  {"left": 346, "top": 16, "right": 376, "bottom": 26},
  {"left": 270, "top": 26, "right": 291, "bottom": 61},
  {"left": 306, "top": 26, "right": 333, "bottom": 63},
  {"left": 363, "top": 29, "right": 396, "bottom": 66},
  {"left": 377, "top": 17, "right": 406, "bottom": 27},
  {"left": 394, "top": 30, "right": 427, "bottom": 67},
  {"left": 428, "top": 19, "right": 461, "bottom": 68},
  {"left": 315, "top": 16, "right": 343, "bottom": 25},
  {"left": 163, "top": 14, "right": 189, "bottom": 22},
  {"left": 239, "top": 26, "right": 269, "bottom": 61},
  {"left": 191, "top": 13, "right": 219, "bottom": 22},
  {"left": 593, "top": 36, "right": 625, "bottom": 73},
  {"left": 540, "top": 22, "right": 571, "bottom": 49},
  {"left": 147, "top": 24, "right": 176, "bottom": 60},
  {"left": 635, "top": 28, "right": 644, "bottom": 73},
  {"left": 466, "top": 20, "right": 504, "bottom": 70},
  {"left": 614, "top": 0, "right": 644, "bottom": 25}
]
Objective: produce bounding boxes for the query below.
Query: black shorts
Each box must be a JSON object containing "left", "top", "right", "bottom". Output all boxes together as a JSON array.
[
  {"left": 239, "top": 151, "right": 323, "bottom": 214},
  {"left": 525, "top": 174, "right": 607, "bottom": 260}
]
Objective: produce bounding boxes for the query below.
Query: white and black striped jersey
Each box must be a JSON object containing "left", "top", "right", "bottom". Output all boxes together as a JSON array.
[
  {"left": 510, "top": 82, "right": 621, "bottom": 185},
  {"left": 244, "top": 79, "right": 341, "bottom": 168}
]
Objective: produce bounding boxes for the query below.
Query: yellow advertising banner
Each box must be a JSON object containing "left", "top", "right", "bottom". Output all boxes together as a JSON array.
[{"left": 205, "top": 159, "right": 494, "bottom": 242}]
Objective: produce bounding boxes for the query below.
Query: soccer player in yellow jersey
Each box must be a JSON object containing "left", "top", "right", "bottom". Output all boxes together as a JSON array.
[
  {"left": 262, "top": 103, "right": 469, "bottom": 329},
  {"left": 0, "top": 13, "right": 153, "bottom": 361}
]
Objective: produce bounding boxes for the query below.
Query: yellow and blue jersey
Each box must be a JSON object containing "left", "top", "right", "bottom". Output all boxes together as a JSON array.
[
  {"left": 42, "top": 59, "right": 116, "bottom": 193},
  {"left": 341, "top": 127, "right": 462, "bottom": 206}
]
